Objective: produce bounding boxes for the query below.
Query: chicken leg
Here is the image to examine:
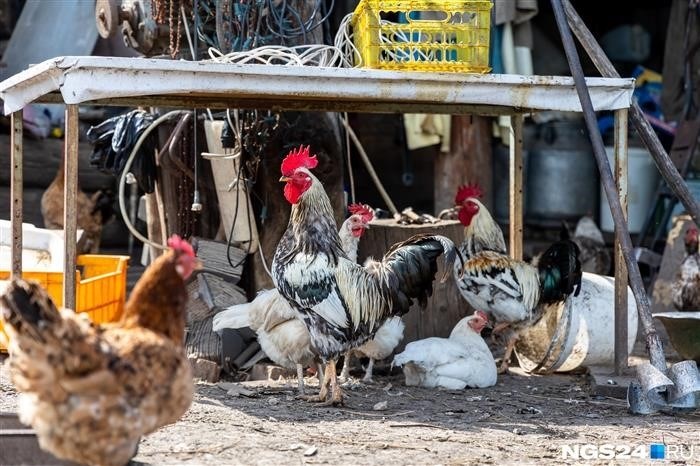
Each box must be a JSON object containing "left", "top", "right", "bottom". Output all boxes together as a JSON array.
[
  {"left": 325, "top": 360, "right": 344, "bottom": 406},
  {"left": 296, "top": 364, "right": 306, "bottom": 395},
  {"left": 491, "top": 322, "right": 511, "bottom": 345},
  {"left": 362, "top": 358, "right": 375, "bottom": 383},
  {"left": 498, "top": 332, "right": 518, "bottom": 374},
  {"left": 339, "top": 351, "right": 353, "bottom": 381},
  {"left": 298, "top": 361, "right": 331, "bottom": 402},
  {"left": 297, "top": 360, "right": 344, "bottom": 406}
]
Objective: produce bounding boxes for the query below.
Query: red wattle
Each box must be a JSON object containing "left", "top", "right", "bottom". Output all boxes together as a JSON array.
[
  {"left": 284, "top": 182, "right": 303, "bottom": 204},
  {"left": 458, "top": 207, "right": 474, "bottom": 227}
]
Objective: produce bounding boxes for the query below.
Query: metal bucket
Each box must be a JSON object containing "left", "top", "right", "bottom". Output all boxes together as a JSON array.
[
  {"left": 525, "top": 119, "right": 599, "bottom": 225},
  {"left": 515, "top": 272, "right": 638, "bottom": 373}
]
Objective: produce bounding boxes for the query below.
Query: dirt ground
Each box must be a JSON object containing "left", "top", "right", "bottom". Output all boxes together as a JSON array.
[{"left": 1, "top": 359, "right": 698, "bottom": 466}]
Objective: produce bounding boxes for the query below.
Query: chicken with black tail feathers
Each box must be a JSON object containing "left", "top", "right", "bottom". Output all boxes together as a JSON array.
[{"left": 272, "top": 146, "right": 459, "bottom": 405}]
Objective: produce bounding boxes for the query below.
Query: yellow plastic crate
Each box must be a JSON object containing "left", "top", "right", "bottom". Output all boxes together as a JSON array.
[
  {"left": 351, "top": 0, "right": 492, "bottom": 73},
  {"left": 0, "top": 254, "right": 130, "bottom": 351}
]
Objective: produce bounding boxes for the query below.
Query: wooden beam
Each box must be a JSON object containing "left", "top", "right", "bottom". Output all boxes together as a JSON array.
[
  {"left": 435, "top": 115, "right": 493, "bottom": 213},
  {"left": 10, "top": 110, "right": 22, "bottom": 278},
  {"left": 509, "top": 114, "right": 524, "bottom": 261},
  {"left": 614, "top": 108, "right": 629, "bottom": 375},
  {"left": 63, "top": 105, "right": 79, "bottom": 310}
]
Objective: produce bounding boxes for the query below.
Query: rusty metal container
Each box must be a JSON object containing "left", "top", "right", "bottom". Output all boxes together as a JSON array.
[{"left": 525, "top": 119, "right": 599, "bottom": 225}]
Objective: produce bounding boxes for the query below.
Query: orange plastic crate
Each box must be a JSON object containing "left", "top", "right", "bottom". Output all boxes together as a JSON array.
[{"left": 0, "top": 254, "right": 129, "bottom": 351}]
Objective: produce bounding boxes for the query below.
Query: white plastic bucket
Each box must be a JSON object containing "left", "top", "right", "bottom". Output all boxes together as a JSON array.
[
  {"left": 515, "top": 272, "right": 638, "bottom": 373},
  {"left": 599, "top": 146, "right": 659, "bottom": 233}
]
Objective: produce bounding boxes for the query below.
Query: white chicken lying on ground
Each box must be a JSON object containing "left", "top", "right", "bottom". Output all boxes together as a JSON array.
[
  {"left": 213, "top": 204, "right": 374, "bottom": 393},
  {"left": 392, "top": 311, "right": 496, "bottom": 390},
  {"left": 340, "top": 316, "right": 405, "bottom": 383}
]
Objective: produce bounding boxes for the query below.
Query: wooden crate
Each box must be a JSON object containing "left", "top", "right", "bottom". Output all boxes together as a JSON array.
[{"left": 357, "top": 219, "right": 472, "bottom": 352}]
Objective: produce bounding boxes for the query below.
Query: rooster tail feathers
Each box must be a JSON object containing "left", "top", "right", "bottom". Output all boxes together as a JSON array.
[
  {"left": 0, "top": 279, "right": 61, "bottom": 343},
  {"left": 537, "top": 239, "right": 582, "bottom": 304},
  {"left": 430, "top": 235, "right": 461, "bottom": 282},
  {"left": 381, "top": 234, "right": 459, "bottom": 313}
]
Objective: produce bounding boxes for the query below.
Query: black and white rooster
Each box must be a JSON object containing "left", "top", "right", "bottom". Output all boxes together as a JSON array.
[{"left": 272, "top": 146, "right": 458, "bottom": 405}]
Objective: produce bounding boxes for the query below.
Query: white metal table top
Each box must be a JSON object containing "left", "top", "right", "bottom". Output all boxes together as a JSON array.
[{"left": 0, "top": 56, "right": 635, "bottom": 115}]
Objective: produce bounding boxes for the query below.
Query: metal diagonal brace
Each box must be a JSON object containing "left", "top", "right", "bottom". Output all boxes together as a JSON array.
[{"left": 550, "top": 0, "right": 667, "bottom": 375}]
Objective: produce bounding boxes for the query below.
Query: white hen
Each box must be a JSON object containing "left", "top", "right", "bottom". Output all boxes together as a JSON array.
[
  {"left": 340, "top": 316, "right": 405, "bottom": 383},
  {"left": 392, "top": 311, "right": 496, "bottom": 390},
  {"left": 212, "top": 204, "right": 373, "bottom": 393}
]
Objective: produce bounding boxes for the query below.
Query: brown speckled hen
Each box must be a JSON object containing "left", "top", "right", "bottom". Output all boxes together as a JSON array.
[
  {"left": 672, "top": 226, "right": 700, "bottom": 311},
  {"left": 41, "top": 160, "right": 114, "bottom": 254},
  {"left": 0, "top": 235, "right": 199, "bottom": 466}
]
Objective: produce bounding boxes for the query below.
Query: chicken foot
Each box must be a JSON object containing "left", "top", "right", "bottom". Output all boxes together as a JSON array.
[
  {"left": 297, "top": 360, "right": 332, "bottom": 402},
  {"left": 297, "top": 360, "right": 344, "bottom": 406}
]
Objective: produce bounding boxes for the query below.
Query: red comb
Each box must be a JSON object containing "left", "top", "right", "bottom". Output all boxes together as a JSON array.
[
  {"left": 167, "top": 234, "right": 195, "bottom": 257},
  {"left": 281, "top": 145, "right": 318, "bottom": 176},
  {"left": 348, "top": 203, "right": 374, "bottom": 223},
  {"left": 455, "top": 183, "right": 482, "bottom": 204},
  {"left": 475, "top": 310, "right": 489, "bottom": 321}
]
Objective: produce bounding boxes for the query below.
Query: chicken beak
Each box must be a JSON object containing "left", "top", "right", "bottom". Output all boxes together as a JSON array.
[
  {"left": 279, "top": 176, "right": 291, "bottom": 182},
  {"left": 362, "top": 222, "right": 371, "bottom": 230}
]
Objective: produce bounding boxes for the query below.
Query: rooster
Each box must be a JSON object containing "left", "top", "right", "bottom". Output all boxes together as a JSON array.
[
  {"left": 272, "top": 146, "right": 458, "bottom": 405},
  {"left": 453, "top": 184, "right": 581, "bottom": 372},
  {"left": 393, "top": 310, "right": 496, "bottom": 389},
  {"left": 41, "top": 160, "right": 115, "bottom": 254},
  {"left": 212, "top": 203, "right": 374, "bottom": 394},
  {"left": 0, "top": 235, "right": 199, "bottom": 466},
  {"left": 672, "top": 226, "right": 700, "bottom": 311}
]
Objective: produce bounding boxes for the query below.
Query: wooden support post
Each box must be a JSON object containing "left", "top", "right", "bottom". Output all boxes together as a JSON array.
[
  {"left": 10, "top": 110, "right": 23, "bottom": 278},
  {"left": 63, "top": 105, "right": 79, "bottom": 310},
  {"left": 434, "top": 115, "right": 493, "bottom": 213},
  {"left": 509, "top": 114, "right": 524, "bottom": 261},
  {"left": 614, "top": 108, "right": 629, "bottom": 375}
]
